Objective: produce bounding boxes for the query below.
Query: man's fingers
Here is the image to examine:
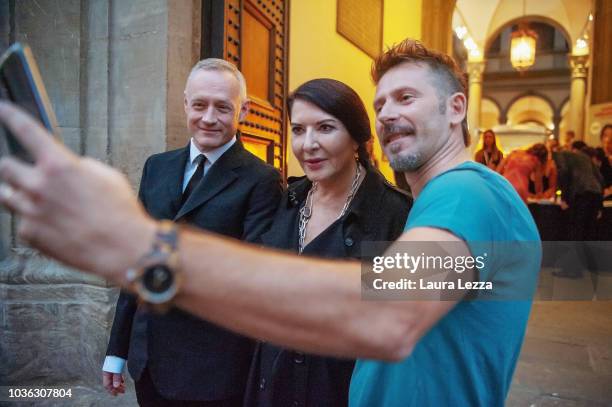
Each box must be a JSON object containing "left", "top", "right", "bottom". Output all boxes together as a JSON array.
[
  {"left": 0, "top": 184, "right": 16, "bottom": 211},
  {"left": 102, "top": 372, "right": 123, "bottom": 396},
  {"left": 0, "top": 184, "right": 38, "bottom": 216},
  {"left": 112, "top": 373, "right": 122, "bottom": 388},
  {"left": 109, "top": 373, "right": 124, "bottom": 397},
  {"left": 0, "top": 156, "right": 40, "bottom": 194},
  {"left": 0, "top": 101, "right": 62, "bottom": 160},
  {"left": 102, "top": 372, "right": 113, "bottom": 394}
]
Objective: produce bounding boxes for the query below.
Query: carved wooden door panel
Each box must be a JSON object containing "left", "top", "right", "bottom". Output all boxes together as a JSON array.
[{"left": 202, "top": 0, "right": 289, "bottom": 177}]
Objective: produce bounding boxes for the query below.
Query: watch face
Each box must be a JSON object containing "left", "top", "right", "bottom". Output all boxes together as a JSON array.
[{"left": 143, "top": 265, "right": 174, "bottom": 294}]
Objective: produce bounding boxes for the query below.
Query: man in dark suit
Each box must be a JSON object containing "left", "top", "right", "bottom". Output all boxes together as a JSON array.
[{"left": 101, "top": 58, "right": 282, "bottom": 406}]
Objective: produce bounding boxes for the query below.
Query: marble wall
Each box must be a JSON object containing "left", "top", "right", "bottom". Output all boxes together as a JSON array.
[{"left": 0, "top": 1, "right": 200, "bottom": 405}]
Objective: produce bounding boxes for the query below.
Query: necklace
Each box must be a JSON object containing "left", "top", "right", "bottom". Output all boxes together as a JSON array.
[
  {"left": 484, "top": 150, "right": 497, "bottom": 166},
  {"left": 298, "top": 163, "right": 362, "bottom": 253}
]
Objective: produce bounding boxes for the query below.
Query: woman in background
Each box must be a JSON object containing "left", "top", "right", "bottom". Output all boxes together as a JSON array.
[
  {"left": 601, "top": 123, "right": 612, "bottom": 163},
  {"left": 475, "top": 129, "right": 504, "bottom": 171},
  {"left": 244, "top": 79, "right": 411, "bottom": 407},
  {"left": 529, "top": 136, "right": 558, "bottom": 199},
  {"left": 499, "top": 143, "right": 548, "bottom": 203}
]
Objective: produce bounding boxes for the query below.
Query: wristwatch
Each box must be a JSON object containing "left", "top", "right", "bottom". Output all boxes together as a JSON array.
[{"left": 125, "top": 220, "right": 181, "bottom": 313}]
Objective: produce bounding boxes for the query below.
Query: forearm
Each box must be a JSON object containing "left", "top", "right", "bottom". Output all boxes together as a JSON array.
[
  {"left": 169, "top": 228, "right": 417, "bottom": 360},
  {"left": 0, "top": 103, "right": 441, "bottom": 362}
]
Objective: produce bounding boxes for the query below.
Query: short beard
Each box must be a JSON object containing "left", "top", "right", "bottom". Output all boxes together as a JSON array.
[{"left": 389, "top": 151, "right": 423, "bottom": 171}]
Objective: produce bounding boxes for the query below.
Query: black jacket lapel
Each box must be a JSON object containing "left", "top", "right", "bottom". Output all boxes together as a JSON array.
[{"left": 152, "top": 145, "right": 190, "bottom": 217}]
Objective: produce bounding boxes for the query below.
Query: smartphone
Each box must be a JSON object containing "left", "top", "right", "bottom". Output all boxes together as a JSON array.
[{"left": 0, "top": 43, "right": 58, "bottom": 162}]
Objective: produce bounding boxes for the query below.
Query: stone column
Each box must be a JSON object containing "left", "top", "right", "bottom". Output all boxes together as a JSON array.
[
  {"left": 568, "top": 54, "right": 589, "bottom": 139},
  {"left": 553, "top": 112, "right": 562, "bottom": 139},
  {"left": 467, "top": 61, "right": 485, "bottom": 148},
  {"left": 0, "top": 1, "right": 201, "bottom": 405},
  {"left": 499, "top": 109, "right": 508, "bottom": 126}
]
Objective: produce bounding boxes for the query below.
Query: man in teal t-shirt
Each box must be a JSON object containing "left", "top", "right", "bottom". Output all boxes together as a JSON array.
[
  {"left": 347, "top": 39, "right": 540, "bottom": 406},
  {"left": 350, "top": 162, "right": 540, "bottom": 406},
  {"left": 345, "top": 38, "right": 541, "bottom": 406}
]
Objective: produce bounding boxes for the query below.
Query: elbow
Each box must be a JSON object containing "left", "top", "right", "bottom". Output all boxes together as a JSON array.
[
  {"left": 380, "top": 326, "right": 416, "bottom": 362},
  {"left": 359, "top": 315, "right": 418, "bottom": 362}
]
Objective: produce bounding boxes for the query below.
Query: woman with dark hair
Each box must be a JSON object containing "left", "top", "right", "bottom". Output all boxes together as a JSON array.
[
  {"left": 474, "top": 129, "right": 503, "bottom": 171},
  {"left": 498, "top": 143, "right": 548, "bottom": 203},
  {"left": 244, "top": 79, "right": 411, "bottom": 407}
]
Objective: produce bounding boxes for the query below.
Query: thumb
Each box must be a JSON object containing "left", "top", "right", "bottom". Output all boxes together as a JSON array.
[{"left": 113, "top": 374, "right": 122, "bottom": 388}]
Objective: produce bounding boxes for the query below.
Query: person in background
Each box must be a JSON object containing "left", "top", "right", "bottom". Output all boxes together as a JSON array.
[
  {"left": 562, "top": 130, "right": 576, "bottom": 150},
  {"left": 552, "top": 141, "right": 603, "bottom": 277},
  {"left": 591, "top": 147, "right": 612, "bottom": 198},
  {"left": 592, "top": 145, "right": 612, "bottom": 241},
  {"left": 529, "top": 136, "right": 558, "bottom": 199},
  {"left": 601, "top": 124, "right": 612, "bottom": 163},
  {"left": 498, "top": 143, "right": 548, "bottom": 203},
  {"left": 474, "top": 129, "right": 503, "bottom": 171},
  {"left": 546, "top": 135, "right": 560, "bottom": 153},
  {"left": 582, "top": 146, "right": 612, "bottom": 198},
  {"left": 244, "top": 78, "right": 411, "bottom": 407}
]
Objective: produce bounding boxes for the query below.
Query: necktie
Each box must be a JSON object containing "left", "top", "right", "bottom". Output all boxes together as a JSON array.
[{"left": 182, "top": 154, "right": 206, "bottom": 203}]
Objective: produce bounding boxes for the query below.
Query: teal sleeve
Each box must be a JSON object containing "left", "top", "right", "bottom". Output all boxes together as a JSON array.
[{"left": 405, "top": 170, "right": 500, "bottom": 280}]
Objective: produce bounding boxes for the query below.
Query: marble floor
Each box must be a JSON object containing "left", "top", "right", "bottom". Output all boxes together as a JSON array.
[
  {"left": 67, "top": 272, "right": 612, "bottom": 407},
  {"left": 507, "top": 299, "right": 612, "bottom": 406}
]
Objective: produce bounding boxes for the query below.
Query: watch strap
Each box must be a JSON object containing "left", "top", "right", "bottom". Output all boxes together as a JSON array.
[{"left": 126, "top": 220, "right": 180, "bottom": 313}]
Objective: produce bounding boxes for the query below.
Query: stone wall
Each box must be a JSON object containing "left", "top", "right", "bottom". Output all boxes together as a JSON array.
[{"left": 0, "top": 1, "right": 201, "bottom": 405}]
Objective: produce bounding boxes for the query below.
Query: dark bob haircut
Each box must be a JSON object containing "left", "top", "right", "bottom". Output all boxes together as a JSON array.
[{"left": 287, "top": 78, "right": 372, "bottom": 167}]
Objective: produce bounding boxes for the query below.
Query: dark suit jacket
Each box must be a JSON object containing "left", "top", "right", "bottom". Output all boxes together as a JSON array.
[
  {"left": 553, "top": 150, "right": 603, "bottom": 205},
  {"left": 106, "top": 140, "right": 282, "bottom": 401}
]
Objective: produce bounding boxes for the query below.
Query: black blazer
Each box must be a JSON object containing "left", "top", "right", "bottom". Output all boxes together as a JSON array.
[
  {"left": 106, "top": 140, "right": 282, "bottom": 401},
  {"left": 245, "top": 167, "right": 412, "bottom": 407}
]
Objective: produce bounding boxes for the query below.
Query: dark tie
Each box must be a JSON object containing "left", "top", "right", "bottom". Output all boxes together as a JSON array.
[{"left": 182, "top": 154, "right": 206, "bottom": 204}]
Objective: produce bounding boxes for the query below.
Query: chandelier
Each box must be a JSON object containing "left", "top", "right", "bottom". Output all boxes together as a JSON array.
[
  {"left": 510, "top": 23, "right": 537, "bottom": 71},
  {"left": 510, "top": 0, "right": 537, "bottom": 71}
]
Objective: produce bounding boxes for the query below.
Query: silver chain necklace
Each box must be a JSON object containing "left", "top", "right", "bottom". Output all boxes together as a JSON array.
[{"left": 298, "top": 163, "right": 362, "bottom": 253}]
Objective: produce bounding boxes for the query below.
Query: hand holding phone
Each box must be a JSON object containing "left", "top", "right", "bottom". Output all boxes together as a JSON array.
[{"left": 0, "top": 43, "right": 58, "bottom": 163}]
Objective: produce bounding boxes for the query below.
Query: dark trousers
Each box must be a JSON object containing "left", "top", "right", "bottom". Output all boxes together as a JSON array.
[
  {"left": 568, "top": 192, "right": 602, "bottom": 241},
  {"left": 559, "top": 192, "right": 603, "bottom": 276},
  {"left": 135, "top": 368, "right": 243, "bottom": 407}
]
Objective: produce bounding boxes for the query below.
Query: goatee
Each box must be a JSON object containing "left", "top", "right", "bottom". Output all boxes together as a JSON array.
[{"left": 389, "top": 152, "right": 423, "bottom": 171}]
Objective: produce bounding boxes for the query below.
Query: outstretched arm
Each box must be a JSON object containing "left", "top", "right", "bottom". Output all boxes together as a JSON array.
[
  {"left": 171, "top": 226, "right": 461, "bottom": 360},
  {"left": 0, "top": 102, "right": 463, "bottom": 361}
]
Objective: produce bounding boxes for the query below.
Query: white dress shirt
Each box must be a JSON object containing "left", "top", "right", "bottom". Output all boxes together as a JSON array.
[
  {"left": 182, "top": 136, "right": 237, "bottom": 192},
  {"left": 102, "top": 135, "right": 237, "bottom": 375}
]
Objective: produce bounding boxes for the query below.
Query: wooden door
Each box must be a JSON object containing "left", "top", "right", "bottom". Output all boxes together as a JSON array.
[{"left": 201, "top": 0, "right": 289, "bottom": 177}]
